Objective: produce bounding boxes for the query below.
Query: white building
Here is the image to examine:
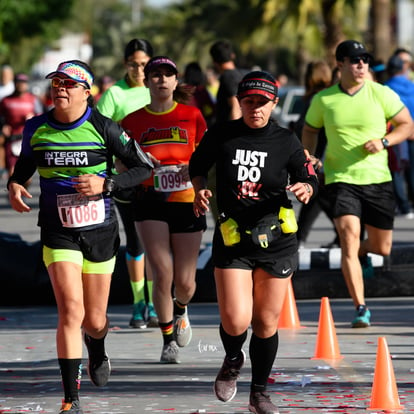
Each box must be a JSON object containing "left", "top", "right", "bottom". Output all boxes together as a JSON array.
[
  {"left": 32, "top": 33, "right": 92, "bottom": 79},
  {"left": 397, "top": 0, "right": 414, "bottom": 52}
]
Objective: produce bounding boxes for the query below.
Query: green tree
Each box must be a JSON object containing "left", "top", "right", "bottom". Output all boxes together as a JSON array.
[
  {"left": 0, "top": 0, "right": 74, "bottom": 70},
  {"left": 22, "top": 0, "right": 392, "bottom": 85}
]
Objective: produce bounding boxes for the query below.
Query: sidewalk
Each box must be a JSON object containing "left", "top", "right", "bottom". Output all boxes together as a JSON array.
[{"left": 1, "top": 299, "right": 413, "bottom": 413}]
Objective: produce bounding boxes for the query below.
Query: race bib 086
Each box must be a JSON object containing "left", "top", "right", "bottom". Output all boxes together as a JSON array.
[{"left": 57, "top": 193, "right": 105, "bottom": 228}]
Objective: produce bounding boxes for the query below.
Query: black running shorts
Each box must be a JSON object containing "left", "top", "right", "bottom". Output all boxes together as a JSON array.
[
  {"left": 326, "top": 182, "right": 395, "bottom": 230},
  {"left": 212, "top": 227, "right": 298, "bottom": 279},
  {"left": 41, "top": 221, "right": 120, "bottom": 263},
  {"left": 135, "top": 201, "right": 206, "bottom": 233},
  {"left": 214, "top": 249, "right": 298, "bottom": 279}
]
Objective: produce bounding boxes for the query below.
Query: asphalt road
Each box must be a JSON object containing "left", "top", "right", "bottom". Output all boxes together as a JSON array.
[{"left": 0, "top": 299, "right": 413, "bottom": 413}]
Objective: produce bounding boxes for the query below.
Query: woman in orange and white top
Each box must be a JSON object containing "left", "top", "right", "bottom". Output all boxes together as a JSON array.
[{"left": 121, "top": 56, "right": 207, "bottom": 364}]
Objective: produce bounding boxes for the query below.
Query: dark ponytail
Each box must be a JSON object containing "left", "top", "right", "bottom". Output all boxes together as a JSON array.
[{"left": 124, "top": 39, "right": 154, "bottom": 61}]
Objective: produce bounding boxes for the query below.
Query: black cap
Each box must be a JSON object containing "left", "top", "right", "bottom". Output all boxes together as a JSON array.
[
  {"left": 387, "top": 55, "right": 404, "bottom": 73},
  {"left": 237, "top": 71, "right": 278, "bottom": 101},
  {"left": 335, "top": 40, "right": 372, "bottom": 61}
]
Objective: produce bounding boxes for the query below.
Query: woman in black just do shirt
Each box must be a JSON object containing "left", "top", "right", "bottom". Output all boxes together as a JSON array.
[{"left": 190, "top": 70, "right": 318, "bottom": 414}]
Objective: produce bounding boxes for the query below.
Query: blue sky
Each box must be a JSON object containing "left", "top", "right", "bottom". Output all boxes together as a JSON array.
[{"left": 148, "top": 0, "right": 177, "bottom": 6}]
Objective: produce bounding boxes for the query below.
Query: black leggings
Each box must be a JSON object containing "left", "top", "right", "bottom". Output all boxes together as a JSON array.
[{"left": 115, "top": 200, "right": 144, "bottom": 257}]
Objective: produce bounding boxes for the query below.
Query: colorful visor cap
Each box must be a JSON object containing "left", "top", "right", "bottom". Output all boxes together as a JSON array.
[{"left": 46, "top": 62, "right": 93, "bottom": 89}]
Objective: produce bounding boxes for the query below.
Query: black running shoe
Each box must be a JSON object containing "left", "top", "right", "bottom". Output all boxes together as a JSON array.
[
  {"left": 59, "top": 399, "right": 83, "bottom": 413},
  {"left": 214, "top": 350, "right": 245, "bottom": 402},
  {"left": 84, "top": 333, "right": 111, "bottom": 387},
  {"left": 248, "top": 391, "right": 279, "bottom": 414}
]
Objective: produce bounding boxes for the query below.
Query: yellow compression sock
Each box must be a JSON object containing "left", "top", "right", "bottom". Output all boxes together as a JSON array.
[
  {"left": 146, "top": 279, "right": 154, "bottom": 304},
  {"left": 130, "top": 279, "right": 145, "bottom": 304}
]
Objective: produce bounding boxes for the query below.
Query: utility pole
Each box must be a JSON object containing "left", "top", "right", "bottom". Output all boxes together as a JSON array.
[
  {"left": 396, "top": 0, "right": 414, "bottom": 51},
  {"left": 131, "top": 0, "right": 144, "bottom": 25}
]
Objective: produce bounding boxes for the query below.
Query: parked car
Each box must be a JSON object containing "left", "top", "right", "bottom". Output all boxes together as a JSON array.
[{"left": 272, "top": 86, "right": 305, "bottom": 129}]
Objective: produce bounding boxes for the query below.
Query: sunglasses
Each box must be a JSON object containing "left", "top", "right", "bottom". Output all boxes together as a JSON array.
[
  {"left": 349, "top": 55, "right": 370, "bottom": 64},
  {"left": 51, "top": 78, "right": 85, "bottom": 89}
]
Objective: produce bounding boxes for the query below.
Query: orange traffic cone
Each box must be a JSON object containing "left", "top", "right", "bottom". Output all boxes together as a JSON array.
[
  {"left": 278, "top": 279, "right": 303, "bottom": 329},
  {"left": 311, "top": 297, "right": 343, "bottom": 360},
  {"left": 369, "top": 337, "right": 403, "bottom": 411}
]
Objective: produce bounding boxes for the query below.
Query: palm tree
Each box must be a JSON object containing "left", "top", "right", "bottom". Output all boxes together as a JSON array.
[{"left": 371, "top": 0, "right": 393, "bottom": 63}]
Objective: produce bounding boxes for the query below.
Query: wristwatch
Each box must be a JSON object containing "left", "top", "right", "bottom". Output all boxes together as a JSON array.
[
  {"left": 104, "top": 177, "right": 116, "bottom": 194},
  {"left": 381, "top": 138, "right": 390, "bottom": 149}
]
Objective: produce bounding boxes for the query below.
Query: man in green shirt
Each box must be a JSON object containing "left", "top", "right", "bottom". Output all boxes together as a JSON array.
[{"left": 302, "top": 40, "right": 413, "bottom": 328}]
